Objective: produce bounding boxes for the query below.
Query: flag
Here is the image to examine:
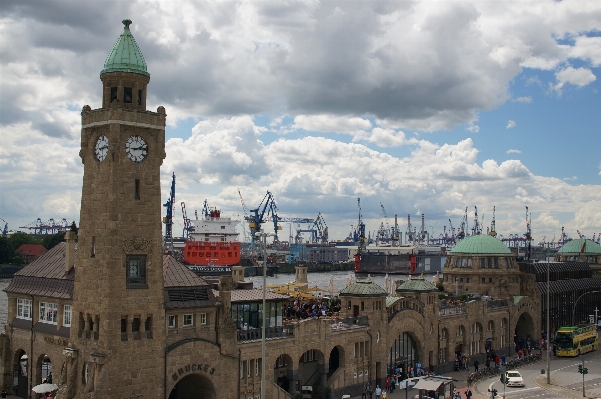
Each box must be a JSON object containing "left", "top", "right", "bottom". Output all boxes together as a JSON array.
[{"left": 581, "top": 241, "right": 586, "bottom": 253}]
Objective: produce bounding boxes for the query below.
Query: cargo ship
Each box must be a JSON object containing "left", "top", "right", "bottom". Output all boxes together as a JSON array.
[{"left": 183, "top": 208, "right": 241, "bottom": 267}]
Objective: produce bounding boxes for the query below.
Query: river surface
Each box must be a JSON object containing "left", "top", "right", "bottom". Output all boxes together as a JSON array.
[{"left": 0, "top": 272, "right": 438, "bottom": 334}]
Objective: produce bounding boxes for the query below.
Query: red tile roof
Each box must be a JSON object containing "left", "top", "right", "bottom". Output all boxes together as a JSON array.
[{"left": 16, "top": 244, "right": 48, "bottom": 257}]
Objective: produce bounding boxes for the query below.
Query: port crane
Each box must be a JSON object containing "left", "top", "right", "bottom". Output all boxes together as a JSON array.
[
  {"left": 295, "top": 212, "right": 329, "bottom": 244},
  {"left": 180, "top": 202, "right": 195, "bottom": 238},
  {"left": 488, "top": 206, "right": 497, "bottom": 237},
  {"left": 0, "top": 218, "right": 8, "bottom": 236},
  {"left": 376, "top": 203, "right": 393, "bottom": 245},
  {"left": 355, "top": 198, "right": 366, "bottom": 255},
  {"left": 524, "top": 206, "right": 532, "bottom": 260},
  {"left": 458, "top": 207, "right": 469, "bottom": 239},
  {"left": 471, "top": 206, "right": 481, "bottom": 235},
  {"left": 163, "top": 173, "right": 176, "bottom": 250},
  {"left": 246, "top": 191, "right": 313, "bottom": 247},
  {"left": 237, "top": 190, "right": 250, "bottom": 243},
  {"left": 19, "top": 218, "right": 70, "bottom": 234},
  {"left": 405, "top": 214, "right": 414, "bottom": 244}
]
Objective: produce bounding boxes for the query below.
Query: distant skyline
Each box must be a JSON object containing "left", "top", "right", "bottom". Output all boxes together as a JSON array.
[{"left": 0, "top": 0, "right": 600, "bottom": 244}]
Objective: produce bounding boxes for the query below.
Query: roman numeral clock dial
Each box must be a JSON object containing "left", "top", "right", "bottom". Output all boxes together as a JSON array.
[{"left": 125, "top": 135, "right": 148, "bottom": 163}]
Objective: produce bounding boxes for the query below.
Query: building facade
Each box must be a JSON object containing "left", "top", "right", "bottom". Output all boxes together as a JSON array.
[{"left": 1, "top": 20, "right": 541, "bottom": 399}]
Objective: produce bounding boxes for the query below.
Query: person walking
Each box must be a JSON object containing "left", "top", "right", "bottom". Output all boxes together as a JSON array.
[
  {"left": 375, "top": 385, "right": 382, "bottom": 399},
  {"left": 474, "top": 360, "right": 479, "bottom": 372},
  {"left": 385, "top": 377, "right": 390, "bottom": 393},
  {"left": 466, "top": 388, "right": 473, "bottom": 399},
  {"left": 501, "top": 354, "right": 506, "bottom": 365},
  {"left": 390, "top": 376, "right": 396, "bottom": 393},
  {"left": 362, "top": 384, "right": 367, "bottom": 399}
]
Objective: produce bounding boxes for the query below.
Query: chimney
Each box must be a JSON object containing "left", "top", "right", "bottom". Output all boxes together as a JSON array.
[
  {"left": 231, "top": 266, "right": 245, "bottom": 282},
  {"left": 65, "top": 231, "right": 76, "bottom": 273}
]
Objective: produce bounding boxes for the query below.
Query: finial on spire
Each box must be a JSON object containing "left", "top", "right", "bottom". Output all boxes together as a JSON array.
[{"left": 122, "top": 19, "right": 132, "bottom": 29}]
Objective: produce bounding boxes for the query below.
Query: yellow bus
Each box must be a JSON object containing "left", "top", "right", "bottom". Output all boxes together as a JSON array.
[{"left": 555, "top": 324, "right": 598, "bottom": 357}]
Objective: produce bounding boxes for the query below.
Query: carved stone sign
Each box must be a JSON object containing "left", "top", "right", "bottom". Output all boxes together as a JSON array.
[{"left": 171, "top": 363, "right": 216, "bottom": 382}]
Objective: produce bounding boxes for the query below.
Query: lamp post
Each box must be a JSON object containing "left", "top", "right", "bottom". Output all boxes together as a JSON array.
[
  {"left": 255, "top": 231, "right": 275, "bottom": 399},
  {"left": 546, "top": 244, "right": 550, "bottom": 385},
  {"left": 571, "top": 291, "right": 601, "bottom": 325}
]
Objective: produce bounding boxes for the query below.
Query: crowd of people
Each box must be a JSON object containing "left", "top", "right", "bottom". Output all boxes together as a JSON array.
[{"left": 284, "top": 298, "right": 341, "bottom": 320}]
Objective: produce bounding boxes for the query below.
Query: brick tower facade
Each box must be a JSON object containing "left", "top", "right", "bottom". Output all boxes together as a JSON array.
[{"left": 71, "top": 19, "right": 166, "bottom": 398}]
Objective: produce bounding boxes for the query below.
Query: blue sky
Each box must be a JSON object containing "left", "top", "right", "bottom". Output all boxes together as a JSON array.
[{"left": 0, "top": 0, "right": 600, "bottom": 244}]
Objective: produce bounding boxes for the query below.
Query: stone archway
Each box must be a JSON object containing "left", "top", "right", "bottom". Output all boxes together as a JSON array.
[
  {"left": 37, "top": 354, "right": 53, "bottom": 385},
  {"left": 298, "top": 349, "right": 326, "bottom": 398},
  {"left": 273, "top": 354, "right": 294, "bottom": 395},
  {"left": 168, "top": 373, "right": 216, "bottom": 399},
  {"left": 515, "top": 312, "right": 535, "bottom": 350},
  {"left": 388, "top": 332, "right": 420, "bottom": 377},
  {"left": 328, "top": 345, "right": 345, "bottom": 376},
  {"left": 439, "top": 328, "right": 449, "bottom": 364},
  {"left": 13, "top": 349, "right": 28, "bottom": 398},
  {"left": 454, "top": 325, "right": 466, "bottom": 356}
]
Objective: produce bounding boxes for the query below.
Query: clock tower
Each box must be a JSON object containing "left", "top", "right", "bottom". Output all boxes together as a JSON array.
[{"left": 71, "top": 19, "right": 166, "bottom": 398}]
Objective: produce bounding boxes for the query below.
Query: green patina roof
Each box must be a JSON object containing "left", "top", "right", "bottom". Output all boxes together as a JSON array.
[
  {"left": 450, "top": 234, "right": 512, "bottom": 255},
  {"left": 557, "top": 239, "right": 601, "bottom": 254},
  {"left": 340, "top": 279, "right": 388, "bottom": 297},
  {"left": 396, "top": 277, "right": 438, "bottom": 292},
  {"left": 386, "top": 296, "right": 402, "bottom": 308},
  {"left": 101, "top": 19, "right": 149, "bottom": 77}
]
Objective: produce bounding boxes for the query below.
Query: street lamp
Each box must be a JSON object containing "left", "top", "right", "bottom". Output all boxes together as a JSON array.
[
  {"left": 545, "top": 244, "right": 550, "bottom": 385},
  {"left": 572, "top": 290, "right": 601, "bottom": 325},
  {"left": 255, "top": 231, "right": 275, "bottom": 399}
]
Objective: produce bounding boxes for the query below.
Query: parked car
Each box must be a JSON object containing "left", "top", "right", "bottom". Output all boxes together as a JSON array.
[{"left": 504, "top": 371, "right": 524, "bottom": 387}]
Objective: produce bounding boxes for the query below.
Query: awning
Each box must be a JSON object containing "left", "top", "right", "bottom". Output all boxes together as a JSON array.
[{"left": 413, "top": 380, "right": 444, "bottom": 391}]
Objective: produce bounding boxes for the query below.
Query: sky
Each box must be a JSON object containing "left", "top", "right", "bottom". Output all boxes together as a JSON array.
[{"left": 0, "top": 0, "right": 600, "bottom": 246}]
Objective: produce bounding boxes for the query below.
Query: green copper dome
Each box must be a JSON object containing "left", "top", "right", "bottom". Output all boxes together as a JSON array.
[
  {"left": 557, "top": 239, "right": 601, "bottom": 254},
  {"left": 396, "top": 277, "right": 438, "bottom": 292},
  {"left": 340, "top": 279, "right": 388, "bottom": 297},
  {"left": 450, "top": 234, "right": 511, "bottom": 255},
  {"left": 101, "top": 19, "right": 149, "bottom": 77}
]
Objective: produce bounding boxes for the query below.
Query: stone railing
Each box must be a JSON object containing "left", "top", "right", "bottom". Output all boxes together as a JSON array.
[
  {"left": 330, "top": 316, "right": 369, "bottom": 331},
  {"left": 237, "top": 325, "right": 294, "bottom": 342},
  {"left": 486, "top": 299, "right": 509, "bottom": 309},
  {"left": 439, "top": 304, "right": 467, "bottom": 317}
]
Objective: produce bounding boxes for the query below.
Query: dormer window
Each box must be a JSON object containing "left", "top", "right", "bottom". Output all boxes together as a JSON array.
[{"left": 124, "top": 87, "right": 133, "bottom": 103}]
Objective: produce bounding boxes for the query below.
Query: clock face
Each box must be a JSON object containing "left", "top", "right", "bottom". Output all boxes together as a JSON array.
[
  {"left": 125, "top": 135, "right": 148, "bottom": 163},
  {"left": 95, "top": 135, "right": 109, "bottom": 162}
]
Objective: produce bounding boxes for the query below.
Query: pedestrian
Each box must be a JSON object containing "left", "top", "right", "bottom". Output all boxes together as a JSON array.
[
  {"left": 390, "top": 376, "right": 396, "bottom": 393},
  {"left": 385, "top": 377, "right": 390, "bottom": 392},
  {"left": 466, "top": 388, "right": 473, "bottom": 399},
  {"left": 362, "top": 384, "right": 367, "bottom": 399},
  {"left": 501, "top": 354, "right": 506, "bottom": 365},
  {"left": 367, "top": 382, "right": 372, "bottom": 399},
  {"left": 1, "top": 389, "right": 7, "bottom": 399},
  {"left": 375, "top": 385, "right": 382, "bottom": 399},
  {"left": 552, "top": 343, "right": 557, "bottom": 356},
  {"left": 485, "top": 357, "right": 490, "bottom": 369},
  {"left": 47, "top": 371, "right": 52, "bottom": 384},
  {"left": 382, "top": 390, "right": 387, "bottom": 399},
  {"left": 474, "top": 360, "right": 479, "bottom": 372}
]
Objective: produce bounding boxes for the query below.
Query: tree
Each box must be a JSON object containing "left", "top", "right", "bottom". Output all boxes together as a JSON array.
[
  {"left": 8, "top": 232, "right": 41, "bottom": 252},
  {"left": 0, "top": 237, "right": 13, "bottom": 264},
  {"left": 42, "top": 232, "right": 66, "bottom": 250}
]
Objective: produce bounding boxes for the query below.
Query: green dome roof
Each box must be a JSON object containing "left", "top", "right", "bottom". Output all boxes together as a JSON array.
[
  {"left": 450, "top": 234, "right": 511, "bottom": 255},
  {"left": 101, "top": 19, "right": 149, "bottom": 77},
  {"left": 396, "top": 277, "right": 438, "bottom": 292},
  {"left": 557, "top": 239, "right": 601, "bottom": 254},
  {"left": 340, "top": 279, "right": 388, "bottom": 297}
]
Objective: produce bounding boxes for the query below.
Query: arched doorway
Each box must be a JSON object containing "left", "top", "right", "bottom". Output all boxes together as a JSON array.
[
  {"left": 328, "top": 345, "right": 345, "bottom": 378},
  {"left": 169, "top": 373, "right": 216, "bottom": 399},
  {"left": 298, "top": 349, "right": 325, "bottom": 398},
  {"left": 388, "top": 332, "right": 419, "bottom": 377},
  {"left": 13, "top": 350, "right": 28, "bottom": 398},
  {"left": 515, "top": 312, "right": 535, "bottom": 350},
  {"left": 274, "top": 354, "right": 294, "bottom": 394},
  {"left": 39, "top": 354, "right": 52, "bottom": 384},
  {"left": 439, "top": 328, "right": 449, "bottom": 364}
]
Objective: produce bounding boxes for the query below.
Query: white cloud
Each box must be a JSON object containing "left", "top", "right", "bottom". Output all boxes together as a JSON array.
[
  {"left": 366, "top": 128, "right": 408, "bottom": 147},
  {"left": 506, "top": 120, "right": 517, "bottom": 129},
  {"left": 552, "top": 66, "right": 597, "bottom": 93},
  {"left": 514, "top": 96, "right": 532, "bottom": 103},
  {"left": 466, "top": 123, "right": 480, "bottom": 133},
  {"left": 507, "top": 149, "right": 521, "bottom": 154},
  {"left": 568, "top": 36, "right": 601, "bottom": 67},
  {"left": 292, "top": 115, "right": 372, "bottom": 136}
]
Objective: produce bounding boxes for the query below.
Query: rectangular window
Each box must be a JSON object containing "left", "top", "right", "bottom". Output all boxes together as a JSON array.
[
  {"left": 480, "top": 258, "right": 485, "bottom": 268},
  {"left": 91, "top": 237, "right": 96, "bottom": 258},
  {"left": 489, "top": 278, "right": 493, "bottom": 283},
  {"left": 132, "top": 317, "right": 140, "bottom": 332},
  {"left": 124, "top": 87, "right": 132, "bottom": 103},
  {"left": 466, "top": 278, "right": 470, "bottom": 283},
  {"left": 63, "top": 305, "right": 72, "bottom": 327},
  {"left": 200, "top": 313, "right": 207, "bottom": 325},
  {"left": 110, "top": 87, "right": 118, "bottom": 102},
  {"left": 168, "top": 315, "right": 177, "bottom": 328},
  {"left": 247, "top": 360, "right": 251, "bottom": 377},
  {"left": 482, "top": 278, "right": 486, "bottom": 283},
  {"left": 126, "top": 255, "right": 147, "bottom": 287},
  {"left": 135, "top": 179, "right": 140, "bottom": 200},
  {"left": 240, "top": 361, "right": 244, "bottom": 379},
  {"left": 183, "top": 314, "right": 193, "bottom": 327},
  {"left": 138, "top": 89, "right": 142, "bottom": 105},
  {"left": 39, "top": 302, "right": 58, "bottom": 324},
  {"left": 17, "top": 299, "right": 32, "bottom": 320},
  {"left": 256, "top": 358, "right": 259, "bottom": 376}
]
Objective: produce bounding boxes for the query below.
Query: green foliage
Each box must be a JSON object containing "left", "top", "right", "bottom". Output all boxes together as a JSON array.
[
  {"left": 70, "top": 221, "right": 78, "bottom": 234},
  {"left": 295, "top": 393, "right": 304, "bottom": 399},
  {"left": 438, "top": 293, "right": 446, "bottom": 300},
  {"left": 0, "top": 237, "right": 13, "bottom": 264},
  {"left": 11, "top": 253, "right": 25, "bottom": 265},
  {"left": 8, "top": 232, "right": 41, "bottom": 251},
  {"left": 460, "top": 294, "right": 469, "bottom": 302},
  {"left": 42, "top": 232, "right": 65, "bottom": 250}
]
